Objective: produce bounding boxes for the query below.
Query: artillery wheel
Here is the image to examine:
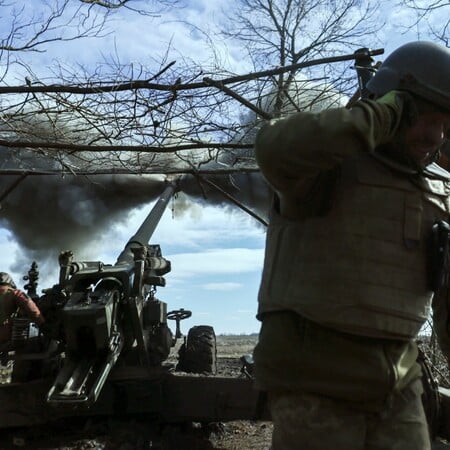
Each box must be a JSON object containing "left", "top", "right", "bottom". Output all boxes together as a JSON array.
[{"left": 177, "top": 325, "right": 217, "bottom": 374}]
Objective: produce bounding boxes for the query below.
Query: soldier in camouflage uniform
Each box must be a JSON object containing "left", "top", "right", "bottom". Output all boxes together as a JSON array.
[
  {"left": 0, "top": 272, "right": 44, "bottom": 344},
  {"left": 253, "top": 41, "right": 450, "bottom": 450}
]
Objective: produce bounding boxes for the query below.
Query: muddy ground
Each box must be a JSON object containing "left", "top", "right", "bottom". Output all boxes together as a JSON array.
[{"left": 1, "top": 334, "right": 449, "bottom": 449}]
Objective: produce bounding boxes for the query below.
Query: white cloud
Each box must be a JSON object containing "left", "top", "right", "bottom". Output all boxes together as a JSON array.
[
  {"left": 379, "top": 2, "right": 438, "bottom": 56},
  {"left": 167, "top": 247, "right": 264, "bottom": 280},
  {"left": 88, "top": 200, "right": 265, "bottom": 267},
  {"left": 95, "top": 0, "right": 241, "bottom": 72},
  {"left": 2, "top": 0, "right": 240, "bottom": 83},
  {"left": 0, "top": 231, "right": 21, "bottom": 276},
  {"left": 202, "top": 282, "right": 242, "bottom": 291}
]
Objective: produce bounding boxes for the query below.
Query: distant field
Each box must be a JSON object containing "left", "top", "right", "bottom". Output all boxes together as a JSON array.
[
  {"left": 216, "top": 333, "right": 258, "bottom": 357},
  {"left": 167, "top": 333, "right": 258, "bottom": 367}
]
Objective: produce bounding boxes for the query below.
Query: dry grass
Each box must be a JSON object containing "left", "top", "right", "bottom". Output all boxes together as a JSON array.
[{"left": 216, "top": 334, "right": 258, "bottom": 358}]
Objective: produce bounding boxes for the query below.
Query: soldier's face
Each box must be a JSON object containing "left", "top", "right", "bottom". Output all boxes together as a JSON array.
[{"left": 403, "top": 106, "right": 450, "bottom": 164}]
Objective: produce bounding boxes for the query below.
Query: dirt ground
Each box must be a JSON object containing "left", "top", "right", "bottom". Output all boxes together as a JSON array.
[
  {"left": 0, "top": 334, "right": 273, "bottom": 450},
  {"left": 0, "top": 334, "right": 449, "bottom": 450}
]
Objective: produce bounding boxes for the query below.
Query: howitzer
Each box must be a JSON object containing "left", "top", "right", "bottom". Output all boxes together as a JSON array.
[
  {"left": 0, "top": 179, "right": 267, "bottom": 429},
  {"left": 45, "top": 180, "right": 184, "bottom": 406}
]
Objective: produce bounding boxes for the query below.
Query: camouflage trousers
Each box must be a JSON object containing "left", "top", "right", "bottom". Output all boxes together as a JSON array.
[{"left": 268, "top": 378, "right": 430, "bottom": 450}]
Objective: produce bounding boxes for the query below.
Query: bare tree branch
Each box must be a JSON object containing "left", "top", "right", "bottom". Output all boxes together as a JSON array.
[
  {"left": 0, "top": 48, "right": 384, "bottom": 95},
  {"left": 0, "top": 139, "right": 252, "bottom": 152},
  {"left": 0, "top": 167, "right": 260, "bottom": 176},
  {"left": 0, "top": 0, "right": 385, "bottom": 187}
]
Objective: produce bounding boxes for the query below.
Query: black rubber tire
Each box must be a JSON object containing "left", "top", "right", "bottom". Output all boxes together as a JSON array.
[{"left": 177, "top": 325, "right": 217, "bottom": 374}]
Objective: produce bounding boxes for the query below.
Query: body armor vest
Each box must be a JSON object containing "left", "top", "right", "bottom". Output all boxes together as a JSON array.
[{"left": 258, "top": 153, "right": 450, "bottom": 339}]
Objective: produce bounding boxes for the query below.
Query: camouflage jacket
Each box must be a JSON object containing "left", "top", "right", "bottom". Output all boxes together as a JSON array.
[{"left": 253, "top": 98, "right": 450, "bottom": 408}]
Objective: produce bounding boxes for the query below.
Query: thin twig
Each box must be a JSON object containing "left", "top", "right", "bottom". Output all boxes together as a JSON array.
[
  {"left": 196, "top": 174, "right": 268, "bottom": 227},
  {"left": 203, "top": 77, "right": 272, "bottom": 120}
]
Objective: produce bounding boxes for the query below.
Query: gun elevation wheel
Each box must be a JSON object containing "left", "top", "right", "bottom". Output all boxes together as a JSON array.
[
  {"left": 177, "top": 325, "right": 217, "bottom": 374},
  {"left": 167, "top": 309, "right": 192, "bottom": 339},
  {"left": 167, "top": 309, "right": 192, "bottom": 321}
]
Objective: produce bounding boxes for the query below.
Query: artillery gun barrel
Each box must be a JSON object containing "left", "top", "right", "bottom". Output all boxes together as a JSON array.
[{"left": 116, "top": 180, "right": 179, "bottom": 264}]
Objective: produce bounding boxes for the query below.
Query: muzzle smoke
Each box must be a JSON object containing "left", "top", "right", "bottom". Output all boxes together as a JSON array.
[
  {"left": 0, "top": 78, "right": 347, "bottom": 283},
  {"left": 0, "top": 146, "right": 270, "bottom": 279}
]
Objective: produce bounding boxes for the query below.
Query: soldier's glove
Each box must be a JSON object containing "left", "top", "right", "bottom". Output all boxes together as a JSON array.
[{"left": 376, "top": 90, "right": 419, "bottom": 127}]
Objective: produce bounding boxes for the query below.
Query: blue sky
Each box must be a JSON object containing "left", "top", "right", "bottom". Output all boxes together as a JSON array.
[{"left": 0, "top": 0, "right": 440, "bottom": 334}]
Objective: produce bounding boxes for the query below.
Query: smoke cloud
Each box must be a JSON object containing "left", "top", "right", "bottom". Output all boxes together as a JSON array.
[
  {"left": 0, "top": 146, "right": 270, "bottom": 279},
  {"left": 0, "top": 78, "right": 347, "bottom": 280}
]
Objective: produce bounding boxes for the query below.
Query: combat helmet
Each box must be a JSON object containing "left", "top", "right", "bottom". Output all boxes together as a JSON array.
[
  {"left": 366, "top": 41, "right": 450, "bottom": 113},
  {"left": 0, "top": 272, "right": 16, "bottom": 289}
]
